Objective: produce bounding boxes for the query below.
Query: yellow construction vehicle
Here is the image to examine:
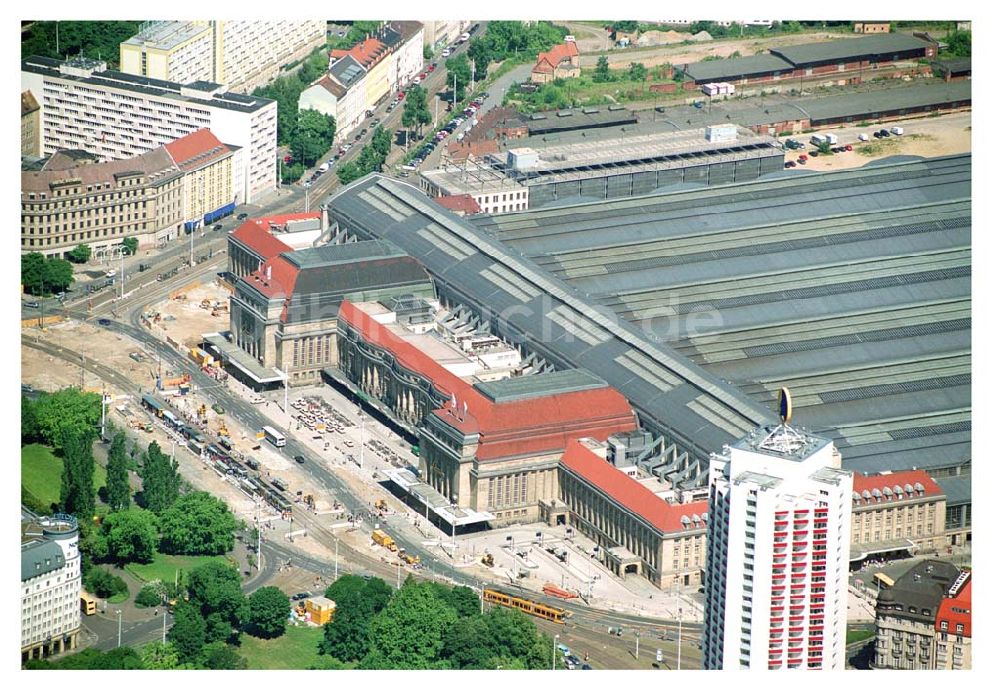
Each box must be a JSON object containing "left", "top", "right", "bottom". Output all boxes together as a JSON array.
[
  {"left": 305, "top": 494, "right": 315, "bottom": 511},
  {"left": 198, "top": 404, "right": 207, "bottom": 421},
  {"left": 398, "top": 549, "right": 421, "bottom": 566},
  {"left": 375, "top": 499, "right": 389, "bottom": 514},
  {"left": 482, "top": 552, "right": 495, "bottom": 568},
  {"left": 217, "top": 421, "right": 230, "bottom": 438},
  {"left": 372, "top": 529, "right": 397, "bottom": 552}
]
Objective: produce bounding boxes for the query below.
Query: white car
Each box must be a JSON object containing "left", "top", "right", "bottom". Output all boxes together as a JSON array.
[
  {"left": 442, "top": 48, "right": 452, "bottom": 57},
  {"left": 858, "top": 133, "right": 869, "bottom": 142}
]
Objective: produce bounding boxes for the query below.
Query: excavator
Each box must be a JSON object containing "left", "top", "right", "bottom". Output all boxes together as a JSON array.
[{"left": 482, "top": 552, "right": 495, "bottom": 568}]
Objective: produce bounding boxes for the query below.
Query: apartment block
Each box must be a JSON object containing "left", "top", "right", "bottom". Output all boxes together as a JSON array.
[
  {"left": 21, "top": 90, "right": 41, "bottom": 157},
  {"left": 703, "top": 424, "right": 853, "bottom": 670},
  {"left": 121, "top": 20, "right": 326, "bottom": 93},
  {"left": 21, "top": 55, "right": 276, "bottom": 202}
]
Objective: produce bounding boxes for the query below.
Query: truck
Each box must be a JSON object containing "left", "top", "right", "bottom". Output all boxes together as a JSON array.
[{"left": 372, "top": 529, "right": 397, "bottom": 552}]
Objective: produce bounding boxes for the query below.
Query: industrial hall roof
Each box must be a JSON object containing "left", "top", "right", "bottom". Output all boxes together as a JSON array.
[
  {"left": 769, "top": 32, "right": 931, "bottom": 66},
  {"left": 326, "top": 175, "right": 773, "bottom": 473},
  {"left": 681, "top": 53, "right": 793, "bottom": 82},
  {"left": 471, "top": 154, "right": 970, "bottom": 479}
]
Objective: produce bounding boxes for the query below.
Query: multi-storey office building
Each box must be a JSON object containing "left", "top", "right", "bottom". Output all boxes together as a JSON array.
[
  {"left": 21, "top": 128, "right": 237, "bottom": 256},
  {"left": 21, "top": 514, "right": 82, "bottom": 662},
  {"left": 120, "top": 20, "right": 326, "bottom": 93},
  {"left": 21, "top": 148, "right": 184, "bottom": 256},
  {"left": 703, "top": 424, "right": 853, "bottom": 670},
  {"left": 873, "top": 560, "right": 970, "bottom": 670},
  {"left": 21, "top": 55, "right": 276, "bottom": 202}
]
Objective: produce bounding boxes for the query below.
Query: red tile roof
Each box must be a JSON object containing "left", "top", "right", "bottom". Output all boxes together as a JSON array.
[
  {"left": 536, "top": 41, "right": 579, "bottom": 71},
  {"left": 164, "top": 128, "right": 230, "bottom": 170},
  {"left": 348, "top": 37, "right": 387, "bottom": 68},
  {"left": 329, "top": 48, "right": 349, "bottom": 60},
  {"left": 852, "top": 470, "right": 943, "bottom": 499},
  {"left": 561, "top": 440, "right": 708, "bottom": 535},
  {"left": 242, "top": 254, "right": 300, "bottom": 305},
  {"left": 935, "top": 574, "right": 971, "bottom": 638},
  {"left": 338, "top": 300, "right": 637, "bottom": 461},
  {"left": 433, "top": 194, "right": 481, "bottom": 215},
  {"left": 230, "top": 212, "right": 323, "bottom": 261}
]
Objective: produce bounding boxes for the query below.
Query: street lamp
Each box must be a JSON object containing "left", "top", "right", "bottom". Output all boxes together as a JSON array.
[
  {"left": 552, "top": 633, "right": 559, "bottom": 670},
  {"left": 116, "top": 609, "right": 122, "bottom": 648}
]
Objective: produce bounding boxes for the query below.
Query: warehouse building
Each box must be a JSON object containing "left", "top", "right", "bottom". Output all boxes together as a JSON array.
[
  {"left": 681, "top": 32, "right": 935, "bottom": 85},
  {"left": 420, "top": 123, "right": 783, "bottom": 213}
]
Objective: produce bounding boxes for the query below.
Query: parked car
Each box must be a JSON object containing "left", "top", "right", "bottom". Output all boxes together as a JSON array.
[
  {"left": 858, "top": 133, "right": 869, "bottom": 142},
  {"left": 291, "top": 592, "right": 310, "bottom": 601},
  {"left": 442, "top": 48, "right": 452, "bottom": 57},
  {"left": 890, "top": 126, "right": 904, "bottom": 136},
  {"left": 23, "top": 301, "right": 40, "bottom": 308},
  {"left": 845, "top": 144, "right": 853, "bottom": 151},
  {"left": 796, "top": 158, "right": 807, "bottom": 165},
  {"left": 237, "top": 213, "right": 248, "bottom": 221},
  {"left": 808, "top": 150, "right": 819, "bottom": 157},
  {"left": 97, "top": 318, "right": 112, "bottom": 327}
]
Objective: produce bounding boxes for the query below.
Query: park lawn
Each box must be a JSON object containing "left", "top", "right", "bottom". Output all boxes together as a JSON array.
[
  {"left": 125, "top": 552, "right": 231, "bottom": 586},
  {"left": 238, "top": 624, "right": 331, "bottom": 670},
  {"left": 21, "top": 443, "right": 107, "bottom": 510},
  {"left": 847, "top": 629, "right": 876, "bottom": 644}
]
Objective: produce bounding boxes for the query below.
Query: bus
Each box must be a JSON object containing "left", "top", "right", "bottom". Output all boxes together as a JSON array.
[
  {"left": 262, "top": 425, "right": 286, "bottom": 448},
  {"left": 80, "top": 590, "right": 97, "bottom": 616}
]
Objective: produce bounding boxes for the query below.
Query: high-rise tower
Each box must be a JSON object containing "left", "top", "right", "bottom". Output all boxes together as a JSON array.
[{"left": 703, "top": 389, "right": 853, "bottom": 670}]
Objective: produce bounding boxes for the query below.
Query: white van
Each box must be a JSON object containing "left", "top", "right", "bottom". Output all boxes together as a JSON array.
[
  {"left": 318, "top": 162, "right": 330, "bottom": 173},
  {"left": 890, "top": 126, "right": 904, "bottom": 136}
]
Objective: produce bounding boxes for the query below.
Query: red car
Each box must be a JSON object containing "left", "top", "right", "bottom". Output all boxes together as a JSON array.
[
  {"left": 798, "top": 154, "right": 808, "bottom": 162},
  {"left": 845, "top": 144, "right": 853, "bottom": 152},
  {"left": 428, "top": 64, "right": 436, "bottom": 72},
  {"left": 283, "top": 155, "right": 293, "bottom": 163}
]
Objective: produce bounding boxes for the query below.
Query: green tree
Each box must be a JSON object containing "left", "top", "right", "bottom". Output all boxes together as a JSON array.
[
  {"left": 121, "top": 237, "right": 139, "bottom": 255},
  {"left": 158, "top": 491, "right": 238, "bottom": 555},
  {"left": 67, "top": 244, "right": 91, "bottom": 263},
  {"left": 21, "top": 396, "right": 41, "bottom": 445},
  {"left": 24, "top": 646, "right": 145, "bottom": 669},
  {"left": 201, "top": 642, "right": 247, "bottom": 669},
  {"left": 135, "top": 582, "right": 165, "bottom": 608},
  {"left": 44, "top": 257, "right": 74, "bottom": 293},
  {"left": 361, "top": 580, "right": 458, "bottom": 669},
  {"left": 186, "top": 561, "right": 249, "bottom": 638},
  {"left": 441, "top": 606, "right": 549, "bottom": 669},
  {"left": 319, "top": 592, "right": 373, "bottom": 662},
  {"left": 245, "top": 586, "right": 290, "bottom": 638},
  {"left": 325, "top": 574, "right": 393, "bottom": 615},
  {"left": 21, "top": 252, "right": 46, "bottom": 296},
  {"left": 21, "top": 21, "right": 144, "bottom": 69},
  {"left": 402, "top": 86, "right": 432, "bottom": 140},
  {"left": 594, "top": 55, "right": 612, "bottom": 82},
  {"left": 468, "top": 38, "right": 491, "bottom": 81},
  {"left": 59, "top": 427, "right": 95, "bottom": 519},
  {"left": 169, "top": 602, "right": 208, "bottom": 664},
  {"left": 446, "top": 585, "right": 481, "bottom": 618},
  {"left": 291, "top": 109, "right": 336, "bottom": 166},
  {"left": 139, "top": 641, "right": 190, "bottom": 669},
  {"left": 945, "top": 30, "right": 971, "bottom": 57},
  {"left": 336, "top": 161, "right": 363, "bottom": 185},
  {"left": 106, "top": 429, "right": 130, "bottom": 511},
  {"left": 423, "top": 44, "right": 433, "bottom": 60},
  {"left": 84, "top": 567, "right": 127, "bottom": 599},
  {"left": 628, "top": 62, "right": 648, "bottom": 81},
  {"left": 32, "top": 388, "right": 101, "bottom": 448},
  {"left": 98, "top": 508, "right": 159, "bottom": 565},
  {"left": 445, "top": 53, "right": 472, "bottom": 101},
  {"left": 139, "top": 441, "right": 181, "bottom": 513}
]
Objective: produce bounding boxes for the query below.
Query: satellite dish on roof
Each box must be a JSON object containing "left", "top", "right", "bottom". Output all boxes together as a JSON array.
[{"left": 778, "top": 387, "right": 793, "bottom": 425}]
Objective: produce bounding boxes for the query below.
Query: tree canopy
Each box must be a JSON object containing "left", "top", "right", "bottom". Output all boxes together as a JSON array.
[
  {"left": 30, "top": 388, "right": 101, "bottom": 448},
  {"left": 20, "top": 252, "right": 74, "bottom": 295},
  {"left": 158, "top": 491, "right": 238, "bottom": 555},
  {"left": 168, "top": 602, "right": 208, "bottom": 664},
  {"left": 290, "top": 109, "right": 336, "bottom": 167},
  {"left": 445, "top": 53, "right": 472, "bottom": 101},
  {"left": 139, "top": 441, "right": 181, "bottom": 513},
  {"left": 106, "top": 429, "right": 130, "bottom": 512},
  {"left": 21, "top": 21, "right": 144, "bottom": 68},
  {"left": 59, "top": 427, "right": 95, "bottom": 519},
  {"left": 67, "top": 244, "right": 91, "bottom": 264},
  {"left": 361, "top": 580, "right": 458, "bottom": 669},
  {"left": 245, "top": 586, "right": 290, "bottom": 639},
  {"left": 185, "top": 561, "right": 249, "bottom": 638},
  {"left": 944, "top": 30, "right": 971, "bottom": 58},
  {"left": 96, "top": 508, "right": 159, "bottom": 565}
]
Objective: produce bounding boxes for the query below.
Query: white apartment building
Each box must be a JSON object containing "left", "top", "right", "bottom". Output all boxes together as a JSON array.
[
  {"left": 121, "top": 20, "right": 326, "bottom": 93},
  {"left": 423, "top": 20, "right": 471, "bottom": 49},
  {"left": 703, "top": 423, "right": 853, "bottom": 670},
  {"left": 21, "top": 55, "right": 277, "bottom": 203},
  {"left": 21, "top": 514, "right": 82, "bottom": 662}
]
